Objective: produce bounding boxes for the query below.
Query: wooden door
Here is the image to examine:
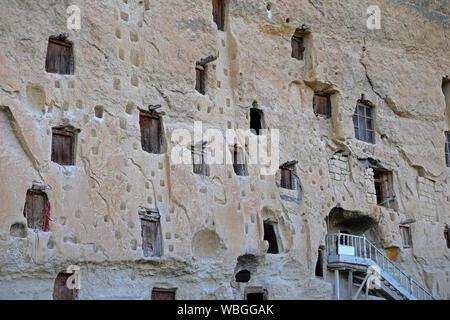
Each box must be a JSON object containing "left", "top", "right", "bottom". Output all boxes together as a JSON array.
[
  {"left": 291, "top": 36, "right": 304, "bottom": 60},
  {"left": 212, "top": 0, "right": 224, "bottom": 31},
  {"left": 151, "top": 289, "right": 175, "bottom": 300},
  {"left": 313, "top": 94, "right": 331, "bottom": 117},
  {"left": 52, "top": 129, "right": 74, "bottom": 165},
  {"left": 53, "top": 273, "right": 77, "bottom": 300},
  {"left": 140, "top": 113, "right": 162, "bottom": 154},
  {"left": 280, "top": 168, "right": 292, "bottom": 189},
  {"left": 45, "top": 39, "right": 73, "bottom": 74},
  {"left": 23, "top": 190, "right": 47, "bottom": 230},
  {"left": 141, "top": 219, "right": 161, "bottom": 257}
]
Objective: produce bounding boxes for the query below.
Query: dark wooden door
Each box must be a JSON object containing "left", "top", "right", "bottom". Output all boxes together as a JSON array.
[
  {"left": 291, "top": 36, "right": 304, "bottom": 60},
  {"left": 212, "top": 0, "right": 224, "bottom": 31},
  {"left": 151, "top": 289, "right": 175, "bottom": 300},
  {"left": 53, "top": 273, "right": 77, "bottom": 300},
  {"left": 195, "top": 67, "right": 205, "bottom": 94},
  {"left": 280, "top": 168, "right": 292, "bottom": 189},
  {"left": 52, "top": 129, "right": 74, "bottom": 165},
  {"left": 313, "top": 94, "right": 331, "bottom": 117},
  {"left": 45, "top": 39, "right": 73, "bottom": 74},
  {"left": 140, "top": 113, "right": 162, "bottom": 154},
  {"left": 23, "top": 190, "right": 47, "bottom": 230}
]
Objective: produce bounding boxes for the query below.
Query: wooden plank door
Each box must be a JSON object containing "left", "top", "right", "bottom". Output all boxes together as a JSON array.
[
  {"left": 212, "top": 0, "right": 224, "bottom": 31},
  {"left": 151, "top": 289, "right": 175, "bottom": 300},
  {"left": 53, "top": 273, "right": 77, "bottom": 300}
]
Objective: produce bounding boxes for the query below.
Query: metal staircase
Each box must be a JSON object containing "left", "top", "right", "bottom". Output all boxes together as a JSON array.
[{"left": 325, "top": 233, "right": 435, "bottom": 300}]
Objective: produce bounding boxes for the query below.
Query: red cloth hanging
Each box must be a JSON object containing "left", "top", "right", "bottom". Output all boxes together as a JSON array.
[{"left": 43, "top": 202, "right": 50, "bottom": 232}]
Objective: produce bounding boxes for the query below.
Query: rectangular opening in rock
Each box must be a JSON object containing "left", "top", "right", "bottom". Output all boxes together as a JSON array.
[
  {"left": 250, "top": 107, "right": 264, "bottom": 135},
  {"left": 264, "top": 222, "right": 279, "bottom": 254},
  {"left": 139, "top": 209, "right": 162, "bottom": 257},
  {"left": 400, "top": 225, "right": 412, "bottom": 248},
  {"left": 373, "top": 169, "right": 395, "bottom": 208},
  {"left": 230, "top": 145, "right": 246, "bottom": 176},
  {"left": 315, "top": 247, "right": 324, "bottom": 278},
  {"left": 195, "top": 64, "right": 206, "bottom": 94},
  {"left": 140, "top": 111, "right": 163, "bottom": 154},
  {"left": 45, "top": 37, "right": 74, "bottom": 74}
]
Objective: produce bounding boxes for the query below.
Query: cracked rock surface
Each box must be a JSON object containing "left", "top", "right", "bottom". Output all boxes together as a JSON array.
[{"left": 0, "top": 0, "right": 449, "bottom": 299}]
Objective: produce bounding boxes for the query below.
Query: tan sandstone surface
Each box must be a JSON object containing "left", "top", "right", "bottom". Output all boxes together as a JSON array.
[{"left": 0, "top": 0, "right": 449, "bottom": 299}]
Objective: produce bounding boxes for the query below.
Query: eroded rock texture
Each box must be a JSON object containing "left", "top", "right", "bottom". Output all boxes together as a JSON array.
[{"left": 0, "top": 0, "right": 449, "bottom": 299}]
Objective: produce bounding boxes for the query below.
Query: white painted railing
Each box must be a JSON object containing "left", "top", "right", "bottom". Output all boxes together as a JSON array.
[{"left": 325, "top": 233, "right": 435, "bottom": 300}]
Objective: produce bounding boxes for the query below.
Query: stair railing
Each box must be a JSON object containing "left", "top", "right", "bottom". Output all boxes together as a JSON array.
[{"left": 325, "top": 233, "right": 435, "bottom": 300}]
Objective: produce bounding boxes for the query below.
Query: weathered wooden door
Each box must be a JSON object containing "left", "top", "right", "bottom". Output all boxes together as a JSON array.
[
  {"left": 23, "top": 190, "right": 47, "bottom": 230},
  {"left": 53, "top": 273, "right": 77, "bottom": 300},
  {"left": 212, "top": 0, "right": 224, "bottom": 31},
  {"left": 141, "top": 218, "right": 161, "bottom": 257},
  {"left": 45, "top": 38, "right": 73, "bottom": 74},
  {"left": 151, "top": 289, "right": 175, "bottom": 300},
  {"left": 291, "top": 36, "right": 304, "bottom": 60},
  {"left": 52, "top": 128, "right": 74, "bottom": 165},
  {"left": 140, "top": 113, "right": 162, "bottom": 154}
]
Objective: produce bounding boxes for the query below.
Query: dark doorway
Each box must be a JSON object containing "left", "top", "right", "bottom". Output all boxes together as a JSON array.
[
  {"left": 235, "top": 270, "right": 251, "bottom": 283},
  {"left": 250, "top": 108, "right": 263, "bottom": 135},
  {"left": 264, "top": 222, "right": 279, "bottom": 254}
]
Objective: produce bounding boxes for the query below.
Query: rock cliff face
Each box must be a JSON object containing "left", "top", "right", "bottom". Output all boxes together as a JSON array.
[{"left": 0, "top": 0, "right": 448, "bottom": 299}]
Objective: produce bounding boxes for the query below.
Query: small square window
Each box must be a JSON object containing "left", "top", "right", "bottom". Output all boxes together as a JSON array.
[{"left": 313, "top": 94, "right": 331, "bottom": 117}]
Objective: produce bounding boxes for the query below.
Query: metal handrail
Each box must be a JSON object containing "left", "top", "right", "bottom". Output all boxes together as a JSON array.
[{"left": 325, "top": 233, "right": 435, "bottom": 300}]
